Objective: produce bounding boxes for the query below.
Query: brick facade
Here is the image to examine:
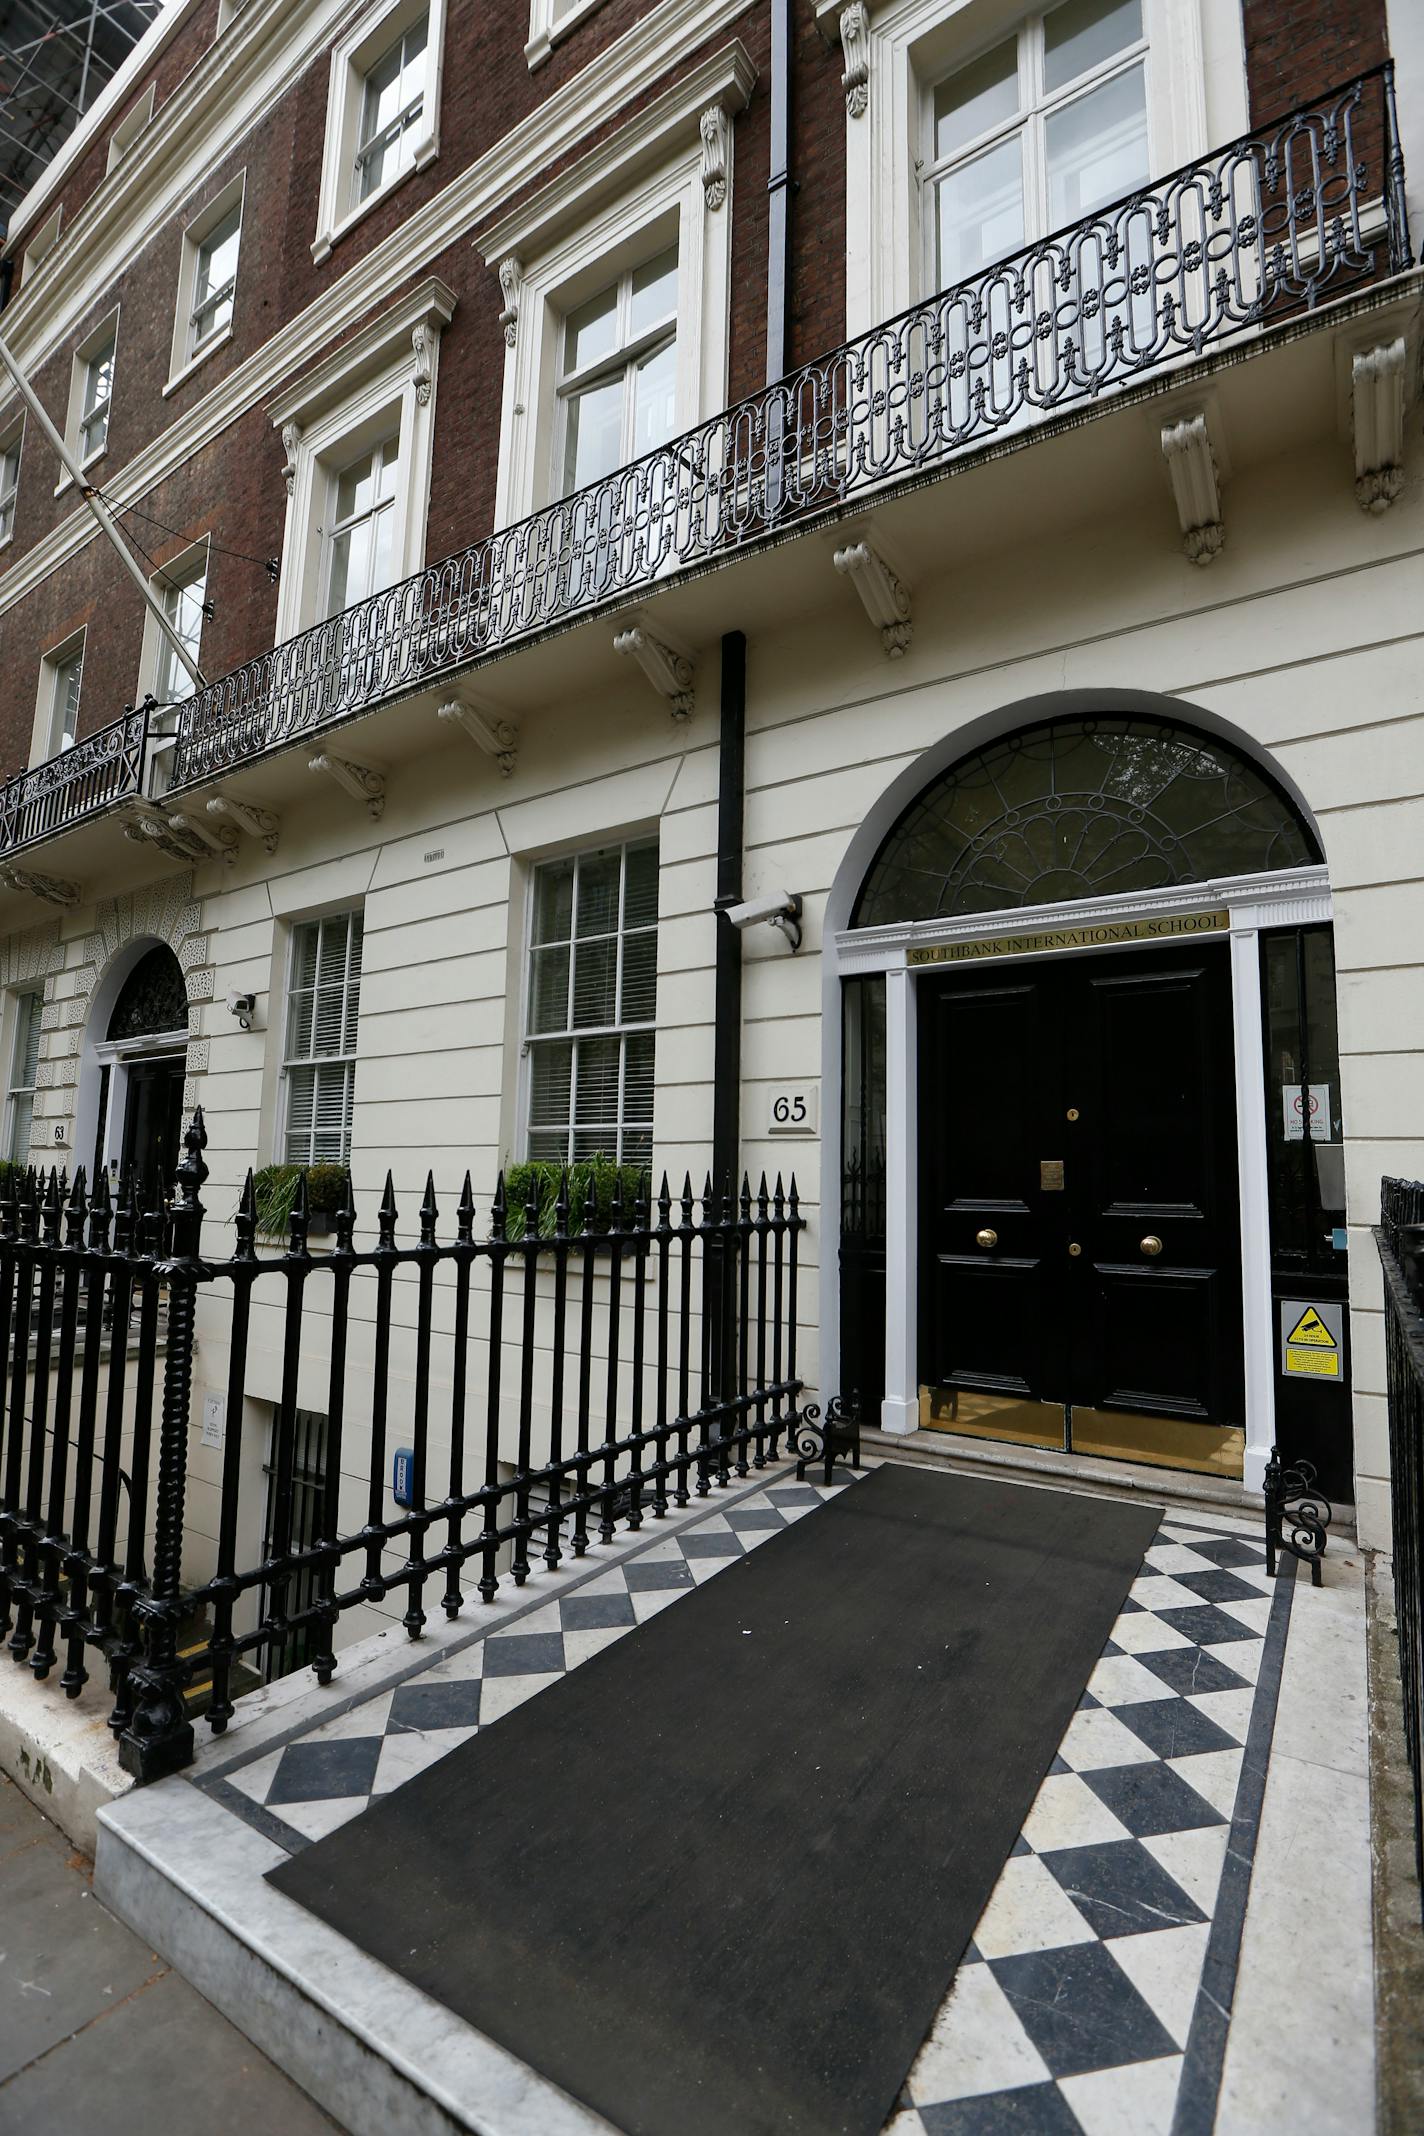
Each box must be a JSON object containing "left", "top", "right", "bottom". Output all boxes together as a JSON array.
[
  {"left": 0, "top": 0, "right": 1395, "bottom": 780},
  {"left": 1241, "top": 0, "right": 1389, "bottom": 123}
]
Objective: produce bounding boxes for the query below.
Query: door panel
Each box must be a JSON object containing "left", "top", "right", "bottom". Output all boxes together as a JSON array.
[
  {"left": 920, "top": 976, "right": 1059, "bottom": 1401},
  {"left": 919, "top": 942, "right": 1244, "bottom": 1465}
]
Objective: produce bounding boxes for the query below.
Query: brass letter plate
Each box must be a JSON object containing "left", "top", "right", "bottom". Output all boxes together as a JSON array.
[{"left": 1040, "top": 1160, "right": 1065, "bottom": 1192}]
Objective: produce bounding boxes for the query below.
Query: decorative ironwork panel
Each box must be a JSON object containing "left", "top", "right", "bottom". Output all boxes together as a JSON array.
[
  {"left": 0, "top": 706, "right": 148, "bottom": 857},
  {"left": 852, "top": 716, "right": 1319, "bottom": 925},
  {"left": 107, "top": 944, "right": 189, "bottom": 1041},
  {"left": 164, "top": 68, "right": 1409, "bottom": 791}
]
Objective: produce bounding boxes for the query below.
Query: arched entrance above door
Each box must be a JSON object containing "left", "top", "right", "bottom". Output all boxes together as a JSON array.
[
  {"left": 852, "top": 715, "right": 1321, "bottom": 928},
  {"left": 80, "top": 940, "right": 190, "bottom": 1200},
  {"left": 825, "top": 697, "right": 1347, "bottom": 1499}
]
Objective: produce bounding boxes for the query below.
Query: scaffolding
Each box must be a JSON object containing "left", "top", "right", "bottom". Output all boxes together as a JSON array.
[{"left": 0, "top": 0, "right": 162, "bottom": 237}]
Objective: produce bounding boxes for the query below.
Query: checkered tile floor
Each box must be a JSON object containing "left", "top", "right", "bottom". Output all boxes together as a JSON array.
[
  {"left": 886, "top": 1515, "right": 1281, "bottom": 2136},
  {"left": 213, "top": 1475, "right": 848, "bottom": 1846},
  {"left": 205, "top": 1467, "right": 1287, "bottom": 2135}
]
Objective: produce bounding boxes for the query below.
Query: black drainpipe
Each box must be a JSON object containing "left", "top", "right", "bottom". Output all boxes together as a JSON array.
[
  {"left": 765, "top": 0, "right": 793, "bottom": 384},
  {"left": 710, "top": 631, "right": 747, "bottom": 1398}
]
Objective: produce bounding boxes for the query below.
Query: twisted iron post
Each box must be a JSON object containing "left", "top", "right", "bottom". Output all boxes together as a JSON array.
[{"left": 117, "top": 1111, "right": 207, "bottom": 1782}]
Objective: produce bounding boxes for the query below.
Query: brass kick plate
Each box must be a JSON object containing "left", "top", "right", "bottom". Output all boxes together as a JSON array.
[{"left": 1040, "top": 1160, "right": 1065, "bottom": 1191}]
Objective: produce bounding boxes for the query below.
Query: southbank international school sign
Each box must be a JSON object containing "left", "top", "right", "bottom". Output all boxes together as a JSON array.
[{"left": 906, "top": 909, "right": 1230, "bottom": 968}]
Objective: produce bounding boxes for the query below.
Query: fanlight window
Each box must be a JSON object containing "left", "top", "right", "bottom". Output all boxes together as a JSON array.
[
  {"left": 853, "top": 718, "right": 1318, "bottom": 926},
  {"left": 107, "top": 945, "right": 189, "bottom": 1042}
]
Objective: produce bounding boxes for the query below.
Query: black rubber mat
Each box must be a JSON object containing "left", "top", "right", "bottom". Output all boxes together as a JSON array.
[{"left": 270, "top": 1464, "right": 1161, "bottom": 2136}]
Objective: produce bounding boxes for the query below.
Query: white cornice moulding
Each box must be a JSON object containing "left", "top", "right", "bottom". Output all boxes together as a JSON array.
[
  {"left": 269, "top": 279, "right": 457, "bottom": 428},
  {"left": 0, "top": 0, "right": 758, "bottom": 625},
  {"left": 833, "top": 867, "right": 1333, "bottom": 973},
  {"left": 476, "top": 41, "right": 757, "bottom": 264}
]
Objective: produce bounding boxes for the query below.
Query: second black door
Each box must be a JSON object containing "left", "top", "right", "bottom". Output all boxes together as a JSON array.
[{"left": 919, "top": 944, "right": 1244, "bottom": 1469}]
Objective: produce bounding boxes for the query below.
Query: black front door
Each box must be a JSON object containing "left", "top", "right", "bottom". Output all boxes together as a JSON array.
[
  {"left": 919, "top": 944, "right": 1244, "bottom": 1473},
  {"left": 120, "top": 1055, "right": 187, "bottom": 1203}
]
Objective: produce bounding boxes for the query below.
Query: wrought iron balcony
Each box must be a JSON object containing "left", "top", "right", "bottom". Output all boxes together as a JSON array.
[
  {"left": 0, "top": 704, "right": 148, "bottom": 861},
  {"left": 0, "top": 68, "right": 1413, "bottom": 850}
]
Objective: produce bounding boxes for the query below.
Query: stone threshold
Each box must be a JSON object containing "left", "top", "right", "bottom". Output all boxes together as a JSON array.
[{"left": 861, "top": 1424, "right": 1359, "bottom": 1539}]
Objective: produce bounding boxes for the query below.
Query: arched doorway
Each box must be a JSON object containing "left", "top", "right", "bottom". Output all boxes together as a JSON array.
[
  {"left": 826, "top": 699, "right": 1348, "bottom": 1496},
  {"left": 78, "top": 941, "right": 190, "bottom": 1200}
]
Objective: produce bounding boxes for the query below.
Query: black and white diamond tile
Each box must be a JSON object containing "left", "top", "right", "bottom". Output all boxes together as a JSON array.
[
  {"left": 212, "top": 1472, "right": 1286, "bottom": 2136},
  {"left": 890, "top": 1511, "right": 1282, "bottom": 2136},
  {"left": 220, "top": 1473, "right": 850, "bottom": 1848}
]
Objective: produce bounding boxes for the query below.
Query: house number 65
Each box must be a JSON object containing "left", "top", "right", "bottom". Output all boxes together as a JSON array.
[{"left": 768, "top": 1087, "right": 818, "bottom": 1135}]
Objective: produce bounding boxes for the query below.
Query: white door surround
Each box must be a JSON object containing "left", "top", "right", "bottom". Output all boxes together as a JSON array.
[{"left": 813, "top": 688, "right": 1332, "bottom": 1500}]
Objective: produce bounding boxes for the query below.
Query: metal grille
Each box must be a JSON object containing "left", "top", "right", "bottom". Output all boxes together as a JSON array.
[
  {"left": 261, "top": 1407, "right": 329, "bottom": 1683},
  {"left": 0, "top": 1112, "right": 804, "bottom": 1781},
  {"left": 1378, "top": 1178, "right": 1424, "bottom": 1920}
]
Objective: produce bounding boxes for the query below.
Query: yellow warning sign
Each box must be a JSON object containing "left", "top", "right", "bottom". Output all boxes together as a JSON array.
[
  {"left": 1286, "top": 1349, "right": 1338, "bottom": 1378},
  {"left": 1285, "top": 1307, "right": 1336, "bottom": 1350}
]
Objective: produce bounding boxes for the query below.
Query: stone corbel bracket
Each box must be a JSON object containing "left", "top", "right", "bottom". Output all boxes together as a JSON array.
[
  {"left": 207, "top": 794, "right": 281, "bottom": 855},
  {"left": 497, "top": 256, "right": 523, "bottom": 347},
  {"left": 281, "top": 421, "right": 302, "bottom": 497},
  {"left": 1161, "top": 412, "right": 1224, "bottom": 565},
  {"left": 614, "top": 618, "right": 697, "bottom": 723},
  {"left": 166, "top": 810, "right": 240, "bottom": 866},
  {"left": 0, "top": 865, "right": 81, "bottom": 908},
  {"left": 1352, "top": 337, "right": 1407, "bottom": 513},
  {"left": 122, "top": 800, "right": 210, "bottom": 863},
  {"left": 700, "top": 106, "right": 730, "bottom": 209},
  {"left": 437, "top": 697, "right": 519, "bottom": 777},
  {"left": 834, "top": 538, "right": 912, "bottom": 656},
  {"left": 818, "top": 2, "right": 871, "bottom": 119},
  {"left": 412, "top": 324, "right": 436, "bottom": 406},
  {"left": 309, "top": 750, "right": 386, "bottom": 820}
]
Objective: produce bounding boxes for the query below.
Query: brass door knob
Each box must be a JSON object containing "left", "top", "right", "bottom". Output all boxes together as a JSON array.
[
  {"left": 1067, "top": 1242, "right": 1082, "bottom": 1257},
  {"left": 1140, "top": 1235, "right": 1164, "bottom": 1257},
  {"left": 975, "top": 1228, "right": 998, "bottom": 1249}
]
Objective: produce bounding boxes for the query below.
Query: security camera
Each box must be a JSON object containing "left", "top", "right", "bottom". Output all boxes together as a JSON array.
[
  {"left": 724, "top": 890, "right": 803, "bottom": 953},
  {"left": 226, "top": 989, "right": 257, "bottom": 1030}
]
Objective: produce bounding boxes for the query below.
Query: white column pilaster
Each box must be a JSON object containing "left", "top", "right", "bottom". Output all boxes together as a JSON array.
[
  {"left": 1231, "top": 924, "right": 1275, "bottom": 1493},
  {"left": 881, "top": 962, "right": 919, "bottom": 1433}
]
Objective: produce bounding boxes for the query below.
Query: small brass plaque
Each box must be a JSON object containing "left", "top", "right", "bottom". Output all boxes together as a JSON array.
[{"left": 1041, "top": 1160, "right": 1065, "bottom": 1191}]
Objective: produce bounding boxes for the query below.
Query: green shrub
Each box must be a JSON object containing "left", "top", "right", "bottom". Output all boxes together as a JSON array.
[
  {"left": 502, "top": 1157, "right": 649, "bottom": 1240},
  {"left": 251, "top": 1163, "right": 351, "bottom": 1236}
]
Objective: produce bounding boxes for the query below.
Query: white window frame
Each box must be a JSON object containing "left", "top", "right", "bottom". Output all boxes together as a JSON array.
[
  {"left": 137, "top": 535, "right": 211, "bottom": 708},
  {"left": 480, "top": 45, "right": 753, "bottom": 529},
  {"left": 280, "top": 909, "right": 364, "bottom": 1169},
  {"left": 555, "top": 244, "right": 680, "bottom": 498},
  {"left": 22, "top": 204, "right": 62, "bottom": 287},
  {"left": 837, "top": 0, "right": 1227, "bottom": 338},
  {"left": 520, "top": 840, "right": 659, "bottom": 1169},
  {"left": 268, "top": 277, "right": 454, "bottom": 641},
  {"left": 525, "top": 0, "right": 613, "bottom": 72},
  {"left": 58, "top": 310, "right": 119, "bottom": 490},
  {"left": 5, "top": 990, "right": 44, "bottom": 1168},
  {"left": 0, "top": 418, "right": 22, "bottom": 549},
  {"left": 32, "top": 629, "right": 86, "bottom": 765},
  {"left": 312, "top": 0, "right": 447, "bottom": 264},
  {"left": 166, "top": 172, "right": 246, "bottom": 394},
  {"left": 107, "top": 83, "right": 157, "bottom": 174}
]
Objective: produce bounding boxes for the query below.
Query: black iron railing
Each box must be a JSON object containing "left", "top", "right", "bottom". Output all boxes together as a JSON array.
[
  {"left": 0, "top": 704, "right": 148, "bottom": 857},
  {"left": 163, "top": 66, "right": 1411, "bottom": 790},
  {"left": 1378, "top": 1176, "right": 1424, "bottom": 1917},
  {"left": 0, "top": 1114, "right": 805, "bottom": 1781}
]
